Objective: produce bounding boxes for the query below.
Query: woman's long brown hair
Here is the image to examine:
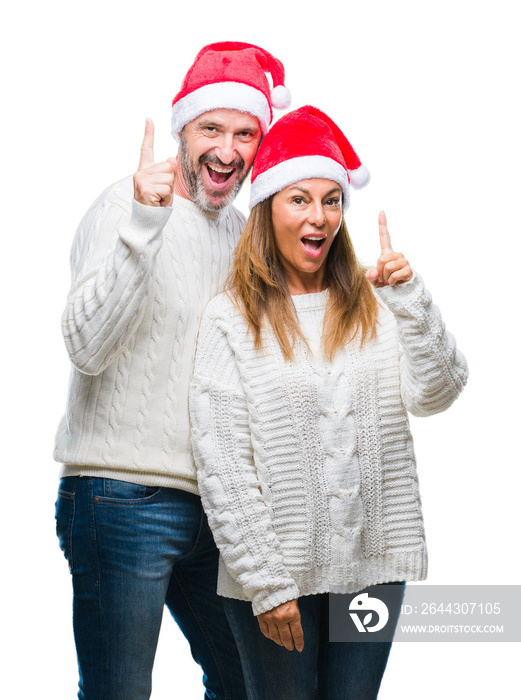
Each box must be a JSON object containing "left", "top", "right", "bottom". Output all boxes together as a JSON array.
[{"left": 228, "top": 197, "right": 379, "bottom": 361}]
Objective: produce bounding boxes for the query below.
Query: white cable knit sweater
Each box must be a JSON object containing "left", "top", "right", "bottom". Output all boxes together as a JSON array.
[
  {"left": 189, "top": 276, "right": 468, "bottom": 615},
  {"left": 54, "top": 175, "right": 246, "bottom": 492}
]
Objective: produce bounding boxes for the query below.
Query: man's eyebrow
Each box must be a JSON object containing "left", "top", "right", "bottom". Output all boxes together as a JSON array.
[
  {"left": 198, "top": 120, "right": 223, "bottom": 128},
  {"left": 196, "top": 118, "right": 259, "bottom": 133}
]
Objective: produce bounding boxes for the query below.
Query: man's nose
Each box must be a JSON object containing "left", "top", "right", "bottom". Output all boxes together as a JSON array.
[{"left": 214, "top": 134, "right": 235, "bottom": 164}]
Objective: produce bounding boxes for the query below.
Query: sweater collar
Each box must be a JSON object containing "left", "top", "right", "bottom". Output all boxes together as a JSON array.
[
  {"left": 173, "top": 194, "right": 232, "bottom": 223},
  {"left": 291, "top": 289, "right": 329, "bottom": 311}
]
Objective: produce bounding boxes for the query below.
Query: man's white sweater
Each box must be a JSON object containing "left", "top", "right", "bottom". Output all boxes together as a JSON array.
[
  {"left": 54, "top": 175, "right": 246, "bottom": 493},
  {"left": 189, "top": 277, "right": 469, "bottom": 615}
]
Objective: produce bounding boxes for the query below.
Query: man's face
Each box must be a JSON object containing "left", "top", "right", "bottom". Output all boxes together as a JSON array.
[{"left": 179, "top": 109, "right": 262, "bottom": 212}]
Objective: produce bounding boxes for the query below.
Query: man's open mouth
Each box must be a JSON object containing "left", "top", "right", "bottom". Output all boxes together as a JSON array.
[
  {"left": 301, "top": 236, "right": 326, "bottom": 258},
  {"left": 205, "top": 162, "right": 236, "bottom": 186}
]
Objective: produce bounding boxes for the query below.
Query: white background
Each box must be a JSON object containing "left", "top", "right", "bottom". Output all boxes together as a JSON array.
[{"left": 2, "top": 0, "right": 520, "bottom": 697}]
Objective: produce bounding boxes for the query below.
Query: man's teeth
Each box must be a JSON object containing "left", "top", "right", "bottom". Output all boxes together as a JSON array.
[{"left": 207, "top": 163, "right": 234, "bottom": 173}]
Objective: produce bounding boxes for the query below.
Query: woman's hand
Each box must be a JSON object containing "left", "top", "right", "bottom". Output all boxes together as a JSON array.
[
  {"left": 257, "top": 599, "right": 304, "bottom": 652},
  {"left": 365, "top": 211, "right": 413, "bottom": 287}
]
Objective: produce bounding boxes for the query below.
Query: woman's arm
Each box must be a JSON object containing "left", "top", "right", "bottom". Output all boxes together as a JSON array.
[
  {"left": 376, "top": 273, "right": 469, "bottom": 416},
  {"left": 190, "top": 301, "right": 300, "bottom": 617},
  {"left": 366, "top": 212, "right": 468, "bottom": 416}
]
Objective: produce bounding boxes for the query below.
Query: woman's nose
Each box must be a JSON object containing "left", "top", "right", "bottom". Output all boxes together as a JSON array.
[{"left": 308, "top": 202, "right": 326, "bottom": 227}]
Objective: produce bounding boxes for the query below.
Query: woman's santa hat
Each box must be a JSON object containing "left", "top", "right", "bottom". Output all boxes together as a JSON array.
[
  {"left": 171, "top": 42, "right": 291, "bottom": 140},
  {"left": 249, "top": 106, "right": 370, "bottom": 211}
]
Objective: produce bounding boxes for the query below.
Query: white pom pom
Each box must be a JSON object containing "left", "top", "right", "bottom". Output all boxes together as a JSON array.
[
  {"left": 271, "top": 85, "right": 292, "bottom": 110},
  {"left": 349, "top": 165, "right": 370, "bottom": 189}
]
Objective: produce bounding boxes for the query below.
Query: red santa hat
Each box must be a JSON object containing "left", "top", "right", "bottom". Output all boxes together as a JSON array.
[
  {"left": 249, "top": 105, "right": 370, "bottom": 210},
  {"left": 171, "top": 41, "right": 291, "bottom": 140}
]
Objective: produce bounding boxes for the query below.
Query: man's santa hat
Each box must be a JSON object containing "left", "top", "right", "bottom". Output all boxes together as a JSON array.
[
  {"left": 171, "top": 42, "right": 291, "bottom": 140},
  {"left": 249, "top": 106, "right": 370, "bottom": 211}
]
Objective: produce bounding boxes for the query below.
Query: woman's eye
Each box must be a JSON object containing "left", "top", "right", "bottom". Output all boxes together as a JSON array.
[
  {"left": 325, "top": 198, "right": 341, "bottom": 207},
  {"left": 292, "top": 197, "right": 305, "bottom": 205}
]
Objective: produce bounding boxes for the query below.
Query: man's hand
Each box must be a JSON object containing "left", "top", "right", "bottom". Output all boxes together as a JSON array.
[
  {"left": 257, "top": 599, "right": 304, "bottom": 652},
  {"left": 365, "top": 211, "right": 413, "bottom": 287},
  {"left": 133, "top": 119, "right": 178, "bottom": 207}
]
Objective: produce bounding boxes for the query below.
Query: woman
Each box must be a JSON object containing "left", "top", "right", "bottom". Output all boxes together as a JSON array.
[{"left": 189, "top": 106, "right": 468, "bottom": 699}]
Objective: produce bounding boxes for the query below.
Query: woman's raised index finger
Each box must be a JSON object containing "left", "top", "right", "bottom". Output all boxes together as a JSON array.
[
  {"left": 138, "top": 118, "right": 155, "bottom": 170},
  {"left": 378, "top": 210, "right": 393, "bottom": 254}
]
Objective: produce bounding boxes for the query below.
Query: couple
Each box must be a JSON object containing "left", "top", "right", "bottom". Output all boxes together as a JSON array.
[{"left": 54, "top": 42, "right": 468, "bottom": 699}]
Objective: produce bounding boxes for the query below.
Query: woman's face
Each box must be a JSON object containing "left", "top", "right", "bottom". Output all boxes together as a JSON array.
[{"left": 271, "top": 178, "right": 343, "bottom": 294}]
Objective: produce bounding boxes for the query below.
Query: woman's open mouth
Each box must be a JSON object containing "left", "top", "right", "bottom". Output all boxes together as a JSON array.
[
  {"left": 204, "top": 162, "right": 236, "bottom": 190},
  {"left": 301, "top": 235, "right": 326, "bottom": 258}
]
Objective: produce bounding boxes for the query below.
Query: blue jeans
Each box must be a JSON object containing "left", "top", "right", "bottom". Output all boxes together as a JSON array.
[
  {"left": 223, "top": 584, "right": 405, "bottom": 700},
  {"left": 55, "top": 476, "right": 246, "bottom": 700}
]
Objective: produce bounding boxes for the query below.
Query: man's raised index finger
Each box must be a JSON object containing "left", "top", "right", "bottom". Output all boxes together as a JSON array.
[
  {"left": 138, "top": 118, "right": 155, "bottom": 170},
  {"left": 378, "top": 210, "right": 393, "bottom": 254}
]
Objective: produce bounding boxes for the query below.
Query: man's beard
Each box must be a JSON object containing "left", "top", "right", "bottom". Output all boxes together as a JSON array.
[{"left": 179, "top": 135, "right": 250, "bottom": 212}]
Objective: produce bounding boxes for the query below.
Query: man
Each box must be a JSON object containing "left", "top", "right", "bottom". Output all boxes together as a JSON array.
[{"left": 54, "top": 42, "right": 290, "bottom": 700}]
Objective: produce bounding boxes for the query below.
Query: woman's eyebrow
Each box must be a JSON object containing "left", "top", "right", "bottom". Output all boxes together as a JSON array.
[
  {"left": 287, "top": 186, "right": 342, "bottom": 196},
  {"left": 287, "top": 186, "right": 310, "bottom": 195}
]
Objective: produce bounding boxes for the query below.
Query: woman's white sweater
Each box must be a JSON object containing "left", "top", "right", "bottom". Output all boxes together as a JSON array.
[{"left": 189, "top": 275, "right": 468, "bottom": 615}]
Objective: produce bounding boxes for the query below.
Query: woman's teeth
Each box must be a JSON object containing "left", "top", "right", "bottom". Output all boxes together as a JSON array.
[{"left": 301, "top": 236, "right": 326, "bottom": 256}]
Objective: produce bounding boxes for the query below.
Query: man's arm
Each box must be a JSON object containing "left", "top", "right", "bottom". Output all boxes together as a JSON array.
[{"left": 62, "top": 121, "right": 177, "bottom": 375}]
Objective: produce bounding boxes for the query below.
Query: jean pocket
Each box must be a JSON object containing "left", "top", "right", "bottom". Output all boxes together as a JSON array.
[
  {"left": 55, "top": 485, "right": 75, "bottom": 571},
  {"left": 93, "top": 478, "right": 162, "bottom": 505}
]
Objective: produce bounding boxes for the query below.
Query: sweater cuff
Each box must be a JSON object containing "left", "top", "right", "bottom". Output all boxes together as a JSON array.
[
  {"left": 252, "top": 583, "right": 300, "bottom": 617},
  {"left": 118, "top": 199, "right": 172, "bottom": 255},
  {"left": 130, "top": 198, "right": 173, "bottom": 229},
  {"left": 374, "top": 271, "right": 424, "bottom": 314}
]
